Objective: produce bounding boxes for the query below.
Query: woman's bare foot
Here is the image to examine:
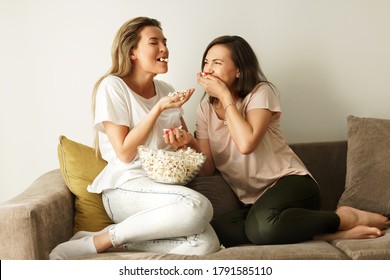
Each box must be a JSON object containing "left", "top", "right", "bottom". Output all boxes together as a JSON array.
[
  {"left": 336, "top": 206, "right": 390, "bottom": 231},
  {"left": 314, "top": 225, "right": 383, "bottom": 242}
]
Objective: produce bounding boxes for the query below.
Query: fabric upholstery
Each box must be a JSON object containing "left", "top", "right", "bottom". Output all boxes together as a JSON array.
[
  {"left": 57, "top": 135, "right": 112, "bottom": 233},
  {"left": 2, "top": 140, "right": 389, "bottom": 260},
  {"left": 73, "top": 241, "right": 348, "bottom": 260},
  {"left": 186, "top": 174, "right": 242, "bottom": 220},
  {"left": 338, "top": 116, "right": 390, "bottom": 217},
  {"left": 331, "top": 228, "right": 390, "bottom": 260},
  {"left": 290, "top": 141, "right": 347, "bottom": 211},
  {"left": 0, "top": 170, "right": 73, "bottom": 259}
]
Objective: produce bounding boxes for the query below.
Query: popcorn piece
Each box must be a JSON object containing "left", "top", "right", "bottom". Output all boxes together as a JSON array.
[
  {"left": 168, "top": 90, "right": 186, "bottom": 101},
  {"left": 168, "top": 90, "right": 186, "bottom": 97}
]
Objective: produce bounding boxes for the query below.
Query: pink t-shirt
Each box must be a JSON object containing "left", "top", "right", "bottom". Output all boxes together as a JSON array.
[{"left": 196, "top": 83, "right": 310, "bottom": 204}]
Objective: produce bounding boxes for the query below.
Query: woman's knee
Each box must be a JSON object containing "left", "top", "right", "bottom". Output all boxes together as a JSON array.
[
  {"left": 211, "top": 209, "right": 251, "bottom": 247},
  {"left": 245, "top": 210, "right": 280, "bottom": 245},
  {"left": 189, "top": 224, "right": 221, "bottom": 255},
  {"left": 180, "top": 191, "right": 213, "bottom": 228}
]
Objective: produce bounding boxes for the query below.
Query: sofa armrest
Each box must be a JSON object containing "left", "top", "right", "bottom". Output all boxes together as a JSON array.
[{"left": 0, "top": 169, "right": 74, "bottom": 259}]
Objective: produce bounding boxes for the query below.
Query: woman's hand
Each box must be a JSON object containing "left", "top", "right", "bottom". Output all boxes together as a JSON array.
[
  {"left": 196, "top": 73, "right": 232, "bottom": 103},
  {"left": 163, "top": 125, "right": 194, "bottom": 149},
  {"left": 157, "top": 88, "right": 195, "bottom": 111}
]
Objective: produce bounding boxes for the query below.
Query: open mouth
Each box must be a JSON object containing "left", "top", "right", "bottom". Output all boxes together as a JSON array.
[{"left": 157, "top": 58, "right": 169, "bottom": 62}]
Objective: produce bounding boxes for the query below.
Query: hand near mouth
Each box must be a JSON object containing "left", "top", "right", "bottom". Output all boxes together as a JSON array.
[{"left": 197, "top": 72, "right": 230, "bottom": 100}]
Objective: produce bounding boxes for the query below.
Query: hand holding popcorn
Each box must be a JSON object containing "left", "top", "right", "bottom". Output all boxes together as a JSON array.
[
  {"left": 157, "top": 88, "right": 195, "bottom": 111},
  {"left": 163, "top": 125, "right": 192, "bottom": 149}
]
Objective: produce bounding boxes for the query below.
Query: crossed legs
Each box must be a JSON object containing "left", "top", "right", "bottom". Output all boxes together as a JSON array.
[
  {"left": 212, "top": 175, "right": 390, "bottom": 247},
  {"left": 49, "top": 177, "right": 220, "bottom": 259}
]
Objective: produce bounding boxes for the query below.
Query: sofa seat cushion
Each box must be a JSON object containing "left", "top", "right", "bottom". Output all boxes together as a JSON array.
[
  {"left": 331, "top": 229, "right": 390, "bottom": 260},
  {"left": 74, "top": 241, "right": 348, "bottom": 260}
]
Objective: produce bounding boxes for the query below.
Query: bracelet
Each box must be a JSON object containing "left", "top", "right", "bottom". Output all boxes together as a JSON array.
[{"left": 224, "top": 103, "right": 235, "bottom": 111}]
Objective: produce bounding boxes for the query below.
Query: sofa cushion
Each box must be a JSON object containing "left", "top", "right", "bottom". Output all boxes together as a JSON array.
[
  {"left": 73, "top": 240, "right": 348, "bottom": 260},
  {"left": 290, "top": 141, "right": 347, "bottom": 211},
  {"left": 331, "top": 228, "right": 390, "bottom": 259},
  {"left": 186, "top": 174, "right": 242, "bottom": 220},
  {"left": 57, "top": 135, "right": 112, "bottom": 233},
  {"left": 337, "top": 116, "right": 390, "bottom": 217}
]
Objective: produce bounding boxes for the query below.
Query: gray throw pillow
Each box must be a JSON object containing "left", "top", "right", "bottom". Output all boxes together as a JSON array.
[{"left": 338, "top": 115, "right": 390, "bottom": 217}]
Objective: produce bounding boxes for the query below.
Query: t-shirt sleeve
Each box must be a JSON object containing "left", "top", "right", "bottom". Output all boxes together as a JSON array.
[
  {"left": 195, "top": 100, "right": 209, "bottom": 140},
  {"left": 94, "top": 78, "right": 130, "bottom": 133},
  {"left": 246, "top": 84, "right": 281, "bottom": 114}
]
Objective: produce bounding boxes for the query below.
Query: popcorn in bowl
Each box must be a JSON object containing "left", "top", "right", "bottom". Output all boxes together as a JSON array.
[{"left": 137, "top": 145, "right": 207, "bottom": 185}]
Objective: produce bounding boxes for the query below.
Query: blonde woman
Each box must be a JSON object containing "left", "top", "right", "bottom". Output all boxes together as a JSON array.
[{"left": 49, "top": 17, "right": 220, "bottom": 259}]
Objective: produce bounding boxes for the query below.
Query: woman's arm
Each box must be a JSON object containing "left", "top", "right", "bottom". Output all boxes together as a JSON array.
[
  {"left": 195, "top": 138, "right": 216, "bottom": 176},
  {"left": 197, "top": 73, "right": 273, "bottom": 155},
  {"left": 104, "top": 90, "right": 194, "bottom": 163},
  {"left": 224, "top": 106, "right": 273, "bottom": 155},
  {"left": 163, "top": 118, "right": 216, "bottom": 176},
  {"left": 103, "top": 104, "right": 162, "bottom": 163}
]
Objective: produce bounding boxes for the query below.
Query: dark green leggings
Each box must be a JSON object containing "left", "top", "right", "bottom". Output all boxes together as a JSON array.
[{"left": 211, "top": 175, "right": 340, "bottom": 247}]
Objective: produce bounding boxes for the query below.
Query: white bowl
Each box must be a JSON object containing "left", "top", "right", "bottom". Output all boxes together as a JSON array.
[{"left": 137, "top": 145, "right": 207, "bottom": 185}]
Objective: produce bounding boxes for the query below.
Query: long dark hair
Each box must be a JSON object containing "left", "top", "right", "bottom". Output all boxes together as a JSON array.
[{"left": 201, "top": 35, "right": 275, "bottom": 104}]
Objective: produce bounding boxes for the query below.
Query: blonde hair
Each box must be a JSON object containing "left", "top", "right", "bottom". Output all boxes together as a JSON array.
[{"left": 92, "top": 17, "right": 162, "bottom": 156}]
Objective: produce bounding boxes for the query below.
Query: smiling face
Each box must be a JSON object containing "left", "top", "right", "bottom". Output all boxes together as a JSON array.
[
  {"left": 130, "top": 26, "right": 169, "bottom": 75},
  {"left": 203, "top": 44, "right": 240, "bottom": 92}
]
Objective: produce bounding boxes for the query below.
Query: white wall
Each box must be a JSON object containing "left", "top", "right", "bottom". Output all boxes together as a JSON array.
[{"left": 1, "top": 0, "right": 390, "bottom": 203}]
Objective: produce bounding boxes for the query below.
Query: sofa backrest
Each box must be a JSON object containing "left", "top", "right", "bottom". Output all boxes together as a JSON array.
[{"left": 290, "top": 141, "right": 347, "bottom": 211}]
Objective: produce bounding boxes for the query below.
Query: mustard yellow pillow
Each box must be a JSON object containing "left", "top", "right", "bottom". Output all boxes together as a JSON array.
[{"left": 57, "top": 135, "right": 112, "bottom": 233}]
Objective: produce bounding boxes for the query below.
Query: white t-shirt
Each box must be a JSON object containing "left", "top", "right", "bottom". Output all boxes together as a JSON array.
[
  {"left": 196, "top": 83, "right": 310, "bottom": 204},
  {"left": 88, "top": 75, "right": 183, "bottom": 193}
]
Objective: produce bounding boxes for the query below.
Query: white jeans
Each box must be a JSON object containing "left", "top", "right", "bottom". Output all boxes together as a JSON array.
[{"left": 102, "top": 176, "right": 220, "bottom": 255}]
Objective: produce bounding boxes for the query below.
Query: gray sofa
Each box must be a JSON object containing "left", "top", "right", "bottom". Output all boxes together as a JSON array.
[{"left": 1, "top": 140, "right": 389, "bottom": 260}]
